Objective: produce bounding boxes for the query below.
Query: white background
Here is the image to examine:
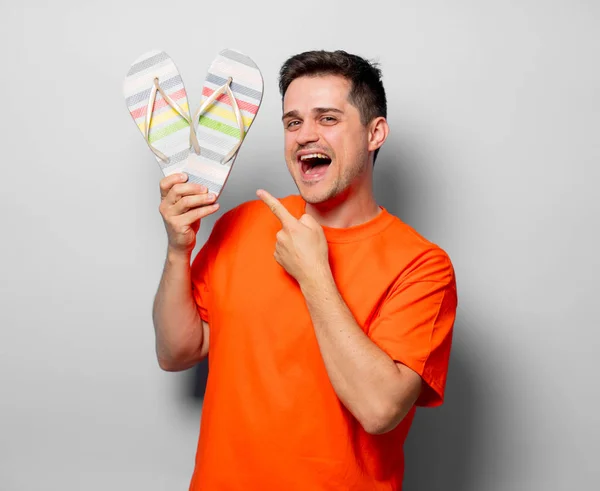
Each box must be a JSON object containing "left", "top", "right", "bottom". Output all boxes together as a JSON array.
[{"left": 1, "top": 1, "right": 598, "bottom": 489}]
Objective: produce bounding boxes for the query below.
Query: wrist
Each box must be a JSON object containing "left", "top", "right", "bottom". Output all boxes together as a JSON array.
[
  {"left": 167, "top": 246, "right": 192, "bottom": 265},
  {"left": 300, "top": 264, "right": 334, "bottom": 295}
]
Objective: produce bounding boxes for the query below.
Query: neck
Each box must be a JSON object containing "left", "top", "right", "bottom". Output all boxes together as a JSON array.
[{"left": 305, "top": 180, "right": 380, "bottom": 229}]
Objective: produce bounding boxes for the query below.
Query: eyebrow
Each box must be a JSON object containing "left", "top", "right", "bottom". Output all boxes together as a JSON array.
[{"left": 282, "top": 107, "right": 344, "bottom": 120}]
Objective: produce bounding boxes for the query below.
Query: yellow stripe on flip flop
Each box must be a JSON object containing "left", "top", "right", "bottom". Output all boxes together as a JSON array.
[
  {"left": 136, "top": 102, "right": 191, "bottom": 132},
  {"left": 203, "top": 104, "right": 253, "bottom": 128}
]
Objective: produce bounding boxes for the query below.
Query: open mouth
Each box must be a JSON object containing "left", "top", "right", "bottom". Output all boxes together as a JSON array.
[{"left": 298, "top": 152, "right": 332, "bottom": 178}]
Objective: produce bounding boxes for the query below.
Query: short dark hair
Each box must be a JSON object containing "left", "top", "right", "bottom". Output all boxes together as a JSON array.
[{"left": 279, "top": 50, "right": 387, "bottom": 163}]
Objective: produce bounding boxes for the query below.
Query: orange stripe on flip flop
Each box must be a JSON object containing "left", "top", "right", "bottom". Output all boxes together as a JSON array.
[
  {"left": 129, "top": 88, "right": 187, "bottom": 120},
  {"left": 202, "top": 87, "right": 259, "bottom": 115}
]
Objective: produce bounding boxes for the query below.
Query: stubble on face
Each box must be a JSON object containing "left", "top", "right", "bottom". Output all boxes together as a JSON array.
[{"left": 283, "top": 75, "right": 371, "bottom": 206}]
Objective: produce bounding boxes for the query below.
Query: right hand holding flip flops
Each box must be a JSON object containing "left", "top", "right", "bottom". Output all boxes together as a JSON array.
[{"left": 159, "top": 173, "right": 219, "bottom": 256}]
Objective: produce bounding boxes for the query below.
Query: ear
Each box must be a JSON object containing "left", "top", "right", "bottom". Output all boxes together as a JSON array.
[{"left": 367, "top": 117, "right": 389, "bottom": 153}]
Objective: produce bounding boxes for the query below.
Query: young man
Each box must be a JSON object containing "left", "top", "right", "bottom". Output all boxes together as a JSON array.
[{"left": 153, "top": 50, "right": 457, "bottom": 490}]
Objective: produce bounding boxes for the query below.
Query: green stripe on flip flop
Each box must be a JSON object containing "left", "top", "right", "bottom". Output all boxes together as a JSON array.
[
  {"left": 198, "top": 116, "right": 241, "bottom": 139},
  {"left": 148, "top": 119, "right": 189, "bottom": 143}
]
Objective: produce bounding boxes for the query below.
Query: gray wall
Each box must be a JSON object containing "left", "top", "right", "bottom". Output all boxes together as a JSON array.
[{"left": 1, "top": 1, "right": 598, "bottom": 489}]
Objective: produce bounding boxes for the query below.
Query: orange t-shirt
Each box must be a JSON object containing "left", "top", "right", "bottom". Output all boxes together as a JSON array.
[{"left": 189, "top": 195, "right": 457, "bottom": 490}]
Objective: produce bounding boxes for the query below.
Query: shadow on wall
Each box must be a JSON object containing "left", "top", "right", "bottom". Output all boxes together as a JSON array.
[
  {"left": 402, "top": 335, "right": 480, "bottom": 491},
  {"left": 182, "top": 146, "right": 481, "bottom": 491},
  {"left": 191, "top": 357, "right": 208, "bottom": 400},
  {"left": 374, "top": 148, "right": 482, "bottom": 490}
]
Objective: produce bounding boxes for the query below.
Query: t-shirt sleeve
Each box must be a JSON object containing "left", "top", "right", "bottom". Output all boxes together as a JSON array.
[
  {"left": 367, "top": 249, "right": 458, "bottom": 407},
  {"left": 190, "top": 212, "right": 231, "bottom": 323}
]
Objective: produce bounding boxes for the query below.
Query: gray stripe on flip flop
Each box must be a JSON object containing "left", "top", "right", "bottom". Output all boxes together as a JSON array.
[
  {"left": 198, "top": 146, "right": 226, "bottom": 164},
  {"left": 206, "top": 73, "right": 262, "bottom": 101},
  {"left": 186, "top": 174, "right": 222, "bottom": 193},
  {"left": 169, "top": 148, "right": 190, "bottom": 165},
  {"left": 221, "top": 49, "right": 257, "bottom": 68},
  {"left": 126, "top": 75, "right": 184, "bottom": 107},
  {"left": 158, "top": 148, "right": 190, "bottom": 170},
  {"left": 196, "top": 131, "right": 237, "bottom": 154},
  {"left": 127, "top": 52, "right": 170, "bottom": 76}
]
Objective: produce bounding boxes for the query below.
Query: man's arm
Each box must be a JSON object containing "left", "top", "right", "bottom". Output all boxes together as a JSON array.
[
  {"left": 300, "top": 271, "right": 422, "bottom": 435},
  {"left": 152, "top": 249, "right": 209, "bottom": 371},
  {"left": 152, "top": 173, "right": 218, "bottom": 371},
  {"left": 256, "top": 189, "right": 423, "bottom": 434}
]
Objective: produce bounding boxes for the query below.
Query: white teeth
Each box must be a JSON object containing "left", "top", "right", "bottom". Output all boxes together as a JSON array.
[{"left": 300, "top": 153, "right": 329, "bottom": 161}]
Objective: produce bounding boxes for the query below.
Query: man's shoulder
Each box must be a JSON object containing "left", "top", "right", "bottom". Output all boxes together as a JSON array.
[{"left": 380, "top": 211, "right": 455, "bottom": 277}]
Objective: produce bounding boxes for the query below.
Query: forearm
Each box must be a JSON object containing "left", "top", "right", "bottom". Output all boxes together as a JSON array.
[
  {"left": 152, "top": 248, "right": 205, "bottom": 370},
  {"left": 300, "top": 271, "right": 411, "bottom": 434}
]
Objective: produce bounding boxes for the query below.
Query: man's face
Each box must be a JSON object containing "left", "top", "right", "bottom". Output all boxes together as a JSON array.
[{"left": 282, "top": 75, "right": 371, "bottom": 204}]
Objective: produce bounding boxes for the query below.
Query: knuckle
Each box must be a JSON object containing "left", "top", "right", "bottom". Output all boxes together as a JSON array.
[
  {"left": 160, "top": 202, "right": 172, "bottom": 217},
  {"left": 180, "top": 195, "right": 193, "bottom": 209},
  {"left": 166, "top": 192, "right": 177, "bottom": 204},
  {"left": 161, "top": 177, "right": 178, "bottom": 193}
]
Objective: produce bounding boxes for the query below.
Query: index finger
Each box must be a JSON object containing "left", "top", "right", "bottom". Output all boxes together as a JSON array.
[
  {"left": 256, "top": 189, "right": 296, "bottom": 227},
  {"left": 159, "top": 172, "right": 189, "bottom": 198}
]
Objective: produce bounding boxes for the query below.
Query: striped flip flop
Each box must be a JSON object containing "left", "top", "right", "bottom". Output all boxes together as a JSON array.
[
  {"left": 123, "top": 50, "right": 198, "bottom": 176},
  {"left": 181, "top": 49, "right": 264, "bottom": 197}
]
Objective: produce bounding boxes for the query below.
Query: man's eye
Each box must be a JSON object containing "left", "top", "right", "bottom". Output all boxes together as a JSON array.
[
  {"left": 286, "top": 120, "right": 300, "bottom": 128},
  {"left": 321, "top": 116, "right": 337, "bottom": 123}
]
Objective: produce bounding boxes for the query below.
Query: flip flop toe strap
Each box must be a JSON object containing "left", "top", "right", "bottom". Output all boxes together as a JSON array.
[
  {"left": 193, "top": 77, "right": 246, "bottom": 165},
  {"left": 144, "top": 77, "right": 201, "bottom": 162}
]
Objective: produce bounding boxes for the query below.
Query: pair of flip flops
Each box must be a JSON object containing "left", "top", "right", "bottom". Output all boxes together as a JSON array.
[{"left": 123, "top": 49, "right": 263, "bottom": 197}]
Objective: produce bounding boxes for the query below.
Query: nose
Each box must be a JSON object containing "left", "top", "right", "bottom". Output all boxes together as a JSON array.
[{"left": 296, "top": 119, "right": 319, "bottom": 146}]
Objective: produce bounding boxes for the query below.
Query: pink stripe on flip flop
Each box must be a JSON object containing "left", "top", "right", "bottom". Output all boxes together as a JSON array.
[
  {"left": 201, "top": 87, "right": 259, "bottom": 115},
  {"left": 129, "top": 88, "right": 188, "bottom": 120}
]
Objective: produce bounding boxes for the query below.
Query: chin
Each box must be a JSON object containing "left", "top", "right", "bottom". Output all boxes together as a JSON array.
[
  {"left": 298, "top": 182, "right": 340, "bottom": 205},
  {"left": 301, "top": 192, "right": 327, "bottom": 205}
]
